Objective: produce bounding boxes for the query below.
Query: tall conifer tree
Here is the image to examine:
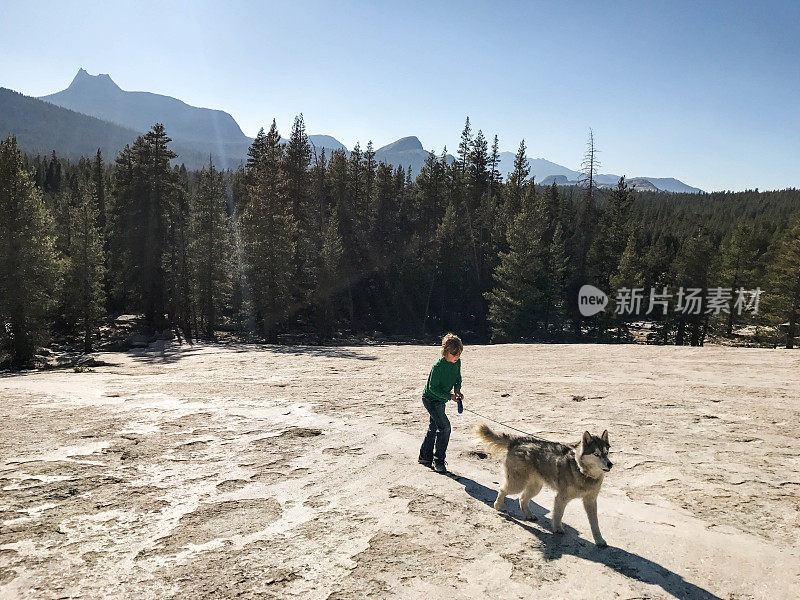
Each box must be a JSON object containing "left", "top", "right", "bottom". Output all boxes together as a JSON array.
[
  {"left": 0, "top": 137, "right": 59, "bottom": 367},
  {"left": 240, "top": 121, "right": 296, "bottom": 341}
]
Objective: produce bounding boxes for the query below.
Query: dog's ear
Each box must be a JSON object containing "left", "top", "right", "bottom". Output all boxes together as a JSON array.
[
  {"left": 601, "top": 430, "right": 609, "bottom": 445},
  {"left": 582, "top": 431, "right": 592, "bottom": 446}
]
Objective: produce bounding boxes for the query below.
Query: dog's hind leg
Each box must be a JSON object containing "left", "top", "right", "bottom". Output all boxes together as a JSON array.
[
  {"left": 494, "top": 461, "right": 512, "bottom": 511},
  {"left": 519, "top": 479, "right": 543, "bottom": 520},
  {"left": 495, "top": 477, "right": 524, "bottom": 512},
  {"left": 495, "top": 458, "right": 526, "bottom": 512},
  {"left": 493, "top": 486, "right": 507, "bottom": 511}
]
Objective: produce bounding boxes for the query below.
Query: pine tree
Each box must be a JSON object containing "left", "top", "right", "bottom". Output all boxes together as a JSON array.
[
  {"left": 93, "top": 149, "right": 106, "bottom": 232},
  {"left": 343, "top": 142, "right": 367, "bottom": 329},
  {"left": 588, "top": 176, "right": 633, "bottom": 292},
  {"left": 467, "top": 130, "right": 491, "bottom": 279},
  {"left": 433, "top": 199, "right": 470, "bottom": 332},
  {"left": 0, "top": 137, "right": 59, "bottom": 367},
  {"left": 142, "top": 124, "right": 178, "bottom": 330},
  {"left": 238, "top": 126, "right": 270, "bottom": 217},
  {"left": 364, "top": 141, "right": 377, "bottom": 208},
  {"left": 486, "top": 188, "right": 548, "bottom": 341},
  {"left": 347, "top": 142, "right": 363, "bottom": 217},
  {"left": 566, "top": 131, "right": 602, "bottom": 335},
  {"left": 51, "top": 186, "right": 76, "bottom": 260},
  {"left": 106, "top": 143, "right": 137, "bottom": 313},
  {"left": 283, "top": 114, "right": 314, "bottom": 321},
  {"left": 545, "top": 221, "right": 569, "bottom": 335},
  {"left": 63, "top": 181, "right": 105, "bottom": 351},
  {"left": 611, "top": 231, "right": 647, "bottom": 291},
  {"left": 164, "top": 164, "right": 193, "bottom": 342},
  {"left": 240, "top": 122, "right": 296, "bottom": 341},
  {"left": 763, "top": 218, "right": 800, "bottom": 348},
  {"left": 191, "top": 160, "right": 233, "bottom": 338},
  {"left": 715, "top": 223, "right": 757, "bottom": 335},
  {"left": 283, "top": 114, "right": 312, "bottom": 223},
  {"left": 43, "top": 150, "right": 62, "bottom": 195},
  {"left": 502, "top": 140, "right": 530, "bottom": 228},
  {"left": 246, "top": 127, "right": 269, "bottom": 181},
  {"left": 609, "top": 230, "right": 647, "bottom": 341},
  {"left": 107, "top": 124, "right": 180, "bottom": 331},
  {"left": 368, "top": 162, "right": 399, "bottom": 329},
  {"left": 579, "top": 128, "right": 599, "bottom": 206},
  {"left": 326, "top": 149, "right": 356, "bottom": 328},
  {"left": 587, "top": 177, "right": 634, "bottom": 337},
  {"left": 457, "top": 117, "right": 472, "bottom": 177},
  {"left": 489, "top": 135, "right": 502, "bottom": 194},
  {"left": 318, "top": 206, "right": 345, "bottom": 339},
  {"left": 415, "top": 150, "right": 447, "bottom": 236},
  {"left": 669, "top": 228, "right": 715, "bottom": 345}
]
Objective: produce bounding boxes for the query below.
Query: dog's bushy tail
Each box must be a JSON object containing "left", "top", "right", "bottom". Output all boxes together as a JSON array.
[{"left": 475, "top": 423, "right": 515, "bottom": 455}]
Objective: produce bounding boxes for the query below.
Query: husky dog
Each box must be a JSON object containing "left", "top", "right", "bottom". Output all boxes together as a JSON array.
[{"left": 476, "top": 424, "right": 612, "bottom": 546}]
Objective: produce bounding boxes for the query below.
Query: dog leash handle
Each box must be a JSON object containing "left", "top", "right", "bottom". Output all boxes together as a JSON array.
[{"left": 457, "top": 398, "right": 463, "bottom": 414}]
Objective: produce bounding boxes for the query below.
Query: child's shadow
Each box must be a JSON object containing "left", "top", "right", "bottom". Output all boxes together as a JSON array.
[{"left": 445, "top": 472, "right": 723, "bottom": 600}]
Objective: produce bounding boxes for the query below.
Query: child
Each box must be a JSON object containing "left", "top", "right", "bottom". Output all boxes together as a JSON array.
[{"left": 418, "top": 333, "right": 464, "bottom": 473}]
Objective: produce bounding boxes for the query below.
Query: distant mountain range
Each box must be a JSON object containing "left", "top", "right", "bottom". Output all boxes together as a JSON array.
[
  {"left": 538, "top": 174, "right": 701, "bottom": 194},
  {"left": 0, "top": 69, "right": 702, "bottom": 192}
]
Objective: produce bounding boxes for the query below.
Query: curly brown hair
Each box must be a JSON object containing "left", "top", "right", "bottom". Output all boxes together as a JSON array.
[{"left": 441, "top": 333, "right": 463, "bottom": 357}]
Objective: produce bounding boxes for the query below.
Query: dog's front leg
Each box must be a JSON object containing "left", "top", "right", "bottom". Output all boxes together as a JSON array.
[
  {"left": 582, "top": 494, "right": 606, "bottom": 547},
  {"left": 551, "top": 493, "right": 568, "bottom": 534}
]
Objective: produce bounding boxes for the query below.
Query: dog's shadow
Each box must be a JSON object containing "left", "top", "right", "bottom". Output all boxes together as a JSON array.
[{"left": 446, "top": 472, "right": 723, "bottom": 600}]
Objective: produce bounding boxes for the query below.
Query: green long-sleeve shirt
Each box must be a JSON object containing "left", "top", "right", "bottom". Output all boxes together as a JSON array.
[{"left": 422, "top": 357, "right": 462, "bottom": 402}]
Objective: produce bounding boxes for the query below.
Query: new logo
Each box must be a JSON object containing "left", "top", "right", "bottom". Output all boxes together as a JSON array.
[{"left": 578, "top": 285, "right": 608, "bottom": 317}]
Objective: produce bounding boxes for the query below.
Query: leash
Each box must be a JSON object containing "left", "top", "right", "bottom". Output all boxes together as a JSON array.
[{"left": 460, "top": 405, "right": 537, "bottom": 437}]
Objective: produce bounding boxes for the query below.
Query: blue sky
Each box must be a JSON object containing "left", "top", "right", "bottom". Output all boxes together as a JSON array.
[{"left": 2, "top": 0, "right": 798, "bottom": 191}]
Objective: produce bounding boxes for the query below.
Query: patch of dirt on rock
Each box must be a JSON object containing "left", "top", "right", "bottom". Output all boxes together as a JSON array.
[
  {"left": 216, "top": 479, "right": 250, "bottom": 492},
  {"left": 152, "top": 497, "right": 282, "bottom": 553},
  {"left": 387, "top": 485, "right": 422, "bottom": 500},
  {"left": 163, "top": 412, "right": 215, "bottom": 430},
  {"left": 328, "top": 530, "right": 453, "bottom": 598},
  {"left": 291, "top": 510, "right": 370, "bottom": 544},
  {"left": 83, "top": 483, "right": 169, "bottom": 514},
  {"left": 139, "top": 538, "right": 305, "bottom": 600},
  {"left": 499, "top": 550, "right": 564, "bottom": 585},
  {"left": 407, "top": 492, "right": 452, "bottom": 519},
  {"left": 250, "top": 427, "right": 323, "bottom": 448},
  {"left": 2, "top": 470, "right": 122, "bottom": 511},
  {"left": 323, "top": 445, "right": 365, "bottom": 456}
]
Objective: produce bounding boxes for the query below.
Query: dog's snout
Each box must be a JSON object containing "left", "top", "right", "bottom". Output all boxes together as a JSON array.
[{"left": 606, "top": 460, "right": 613, "bottom": 470}]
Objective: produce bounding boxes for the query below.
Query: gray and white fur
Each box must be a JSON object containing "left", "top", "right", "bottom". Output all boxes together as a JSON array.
[{"left": 476, "top": 424, "right": 613, "bottom": 546}]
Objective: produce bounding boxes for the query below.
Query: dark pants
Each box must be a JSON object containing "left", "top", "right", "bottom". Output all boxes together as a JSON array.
[{"left": 419, "top": 396, "right": 451, "bottom": 464}]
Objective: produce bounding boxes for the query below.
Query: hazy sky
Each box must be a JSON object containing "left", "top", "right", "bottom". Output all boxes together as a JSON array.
[{"left": 2, "top": 0, "right": 798, "bottom": 191}]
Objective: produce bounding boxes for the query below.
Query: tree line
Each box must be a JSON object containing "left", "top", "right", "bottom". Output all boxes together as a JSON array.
[{"left": 1, "top": 117, "right": 799, "bottom": 367}]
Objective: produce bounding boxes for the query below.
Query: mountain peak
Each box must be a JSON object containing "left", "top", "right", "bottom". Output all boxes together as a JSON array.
[
  {"left": 378, "top": 136, "right": 423, "bottom": 153},
  {"left": 41, "top": 69, "right": 247, "bottom": 144},
  {"left": 68, "top": 68, "right": 121, "bottom": 92}
]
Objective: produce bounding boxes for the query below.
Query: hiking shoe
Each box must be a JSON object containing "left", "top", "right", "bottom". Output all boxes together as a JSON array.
[
  {"left": 432, "top": 461, "right": 447, "bottom": 473},
  {"left": 418, "top": 458, "right": 433, "bottom": 468}
]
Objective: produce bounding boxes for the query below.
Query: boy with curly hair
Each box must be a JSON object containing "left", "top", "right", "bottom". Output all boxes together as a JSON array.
[{"left": 418, "top": 333, "right": 464, "bottom": 473}]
